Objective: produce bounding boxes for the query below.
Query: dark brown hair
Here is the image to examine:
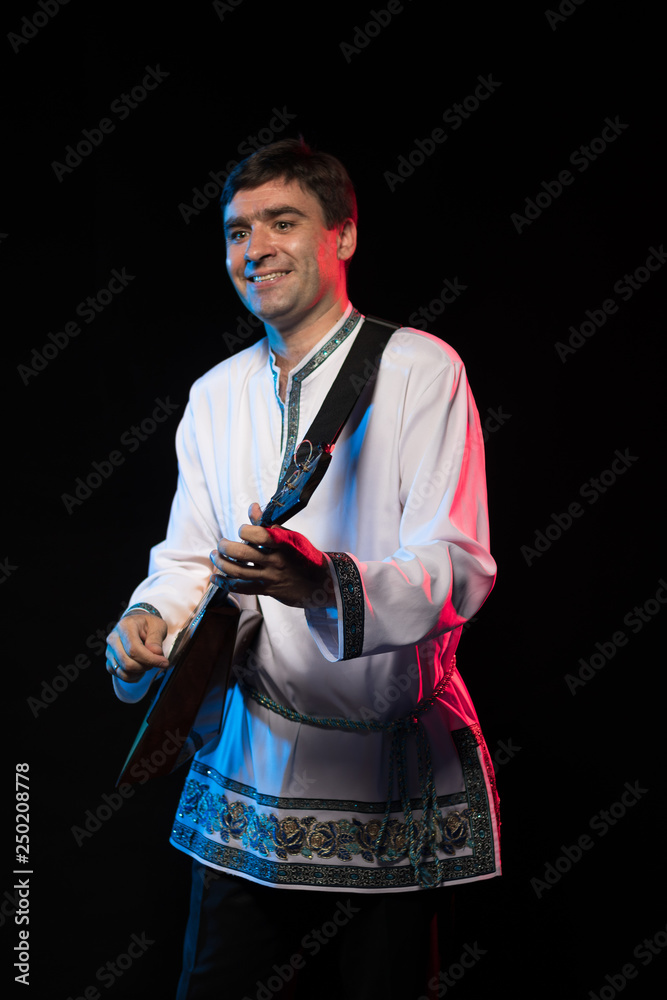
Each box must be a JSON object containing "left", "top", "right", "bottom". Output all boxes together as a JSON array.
[{"left": 220, "top": 138, "right": 357, "bottom": 229}]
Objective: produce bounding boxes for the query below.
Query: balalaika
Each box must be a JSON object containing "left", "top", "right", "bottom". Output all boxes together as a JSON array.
[{"left": 116, "top": 441, "right": 333, "bottom": 785}]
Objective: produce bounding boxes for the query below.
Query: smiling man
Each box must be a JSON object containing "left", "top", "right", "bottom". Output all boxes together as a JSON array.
[{"left": 106, "top": 138, "right": 500, "bottom": 999}]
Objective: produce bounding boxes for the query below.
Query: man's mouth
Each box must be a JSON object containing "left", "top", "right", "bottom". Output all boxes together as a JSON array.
[{"left": 247, "top": 271, "right": 290, "bottom": 284}]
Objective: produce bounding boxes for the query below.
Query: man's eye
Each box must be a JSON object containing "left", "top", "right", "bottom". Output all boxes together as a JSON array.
[
  {"left": 228, "top": 230, "right": 248, "bottom": 242},
  {"left": 275, "top": 221, "right": 292, "bottom": 231}
]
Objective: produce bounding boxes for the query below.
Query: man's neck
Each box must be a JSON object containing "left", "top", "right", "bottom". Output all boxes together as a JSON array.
[{"left": 267, "top": 298, "right": 351, "bottom": 399}]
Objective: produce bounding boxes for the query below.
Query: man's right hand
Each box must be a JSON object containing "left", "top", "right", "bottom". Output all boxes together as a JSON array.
[{"left": 106, "top": 613, "right": 169, "bottom": 683}]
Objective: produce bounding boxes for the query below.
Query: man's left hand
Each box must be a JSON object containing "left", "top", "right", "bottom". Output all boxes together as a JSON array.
[{"left": 210, "top": 503, "right": 335, "bottom": 610}]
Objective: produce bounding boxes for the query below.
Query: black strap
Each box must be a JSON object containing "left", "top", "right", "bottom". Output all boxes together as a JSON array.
[{"left": 278, "top": 314, "right": 400, "bottom": 488}]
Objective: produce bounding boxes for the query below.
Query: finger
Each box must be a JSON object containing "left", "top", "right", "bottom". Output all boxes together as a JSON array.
[
  {"left": 106, "top": 648, "right": 137, "bottom": 681},
  {"left": 106, "top": 659, "right": 121, "bottom": 677},
  {"left": 209, "top": 567, "right": 256, "bottom": 592},
  {"left": 210, "top": 548, "right": 245, "bottom": 576},
  {"left": 145, "top": 641, "right": 166, "bottom": 657},
  {"left": 213, "top": 538, "right": 271, "bottom": 567},
  {"left": 106, "top": 646, "right": 128, "bottom": 681},
  {"left": 119, "top": 628, "right": 169, "bottom": 669},
  {"left": 209, "top": 550, "right": 255, "bottom": 591},
  {"left": 248, "top": 501, "right": 263, "bottom": 525},
  {"left": 107, "top": 625, "right": 167, "bottom": 674},
  {"left": 238, "top": 524, "right": 274, "bottom": 549},
  {"left": 217, "top": 576, "right": 266, "bottom": 596},
  {"left": 213, "top": 538, "right": 254, "bottom": 562},
  {"left": 210, "top": 569, "right": 234, "bottom": 590},
  {"left": 137, "top": 620, "right": 169, "bottom": 667},
  {"left": 210, "top": 554, "right": 268, "bottom": 580}
]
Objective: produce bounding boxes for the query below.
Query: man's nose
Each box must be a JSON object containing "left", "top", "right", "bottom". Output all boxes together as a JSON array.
[{"left": 245, "top": 227, "right": 275, "bottom": 261}]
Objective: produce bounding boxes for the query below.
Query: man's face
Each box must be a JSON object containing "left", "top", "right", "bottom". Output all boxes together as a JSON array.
[{"left": 223, "top": 179, "right": 356, "bottom": 332}]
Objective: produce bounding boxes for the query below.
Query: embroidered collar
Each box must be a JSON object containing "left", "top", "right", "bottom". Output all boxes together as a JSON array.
[{"left": 276, "top": 308, "right": 362, "bottom": 482}]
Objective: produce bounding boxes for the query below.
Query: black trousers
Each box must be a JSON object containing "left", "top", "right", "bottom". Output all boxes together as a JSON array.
[{"left": 176, "top": 861, "right": 454, "bottom": 1000}]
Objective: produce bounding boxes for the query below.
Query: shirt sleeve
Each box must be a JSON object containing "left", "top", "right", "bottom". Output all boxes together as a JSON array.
[{"left": 305, "top": 343, "right": 496, "bottom": 661}]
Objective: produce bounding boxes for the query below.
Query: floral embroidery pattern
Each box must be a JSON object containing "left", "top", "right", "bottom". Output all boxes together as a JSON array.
[
  {"left": 172, "top": 728, "right": 498, "bottom": 889},
  {"left": 180, "top": 779, "right": 472, "bottom": 864}
]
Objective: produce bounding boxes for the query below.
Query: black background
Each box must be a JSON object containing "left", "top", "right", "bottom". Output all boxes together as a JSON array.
[{"left": 4, "top": 1, "right": 665, "bottom": 997}]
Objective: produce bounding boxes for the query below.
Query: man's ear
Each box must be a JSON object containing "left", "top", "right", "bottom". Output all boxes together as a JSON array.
[{"left": 337, "top": 218, "right": 357, "bottom": 262}]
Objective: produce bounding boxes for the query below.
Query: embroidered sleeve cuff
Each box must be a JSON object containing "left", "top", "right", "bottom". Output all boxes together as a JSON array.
[
  {"left": 305, "top": 552, "right": 364, "bottom": 661},
  {"left": 122, "top": 602, "right": 163, "bottom": 619}
]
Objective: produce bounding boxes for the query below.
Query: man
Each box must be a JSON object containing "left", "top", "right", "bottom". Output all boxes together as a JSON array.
[{"left": 106, "top": 138, "right": 500, "bottom": 998}]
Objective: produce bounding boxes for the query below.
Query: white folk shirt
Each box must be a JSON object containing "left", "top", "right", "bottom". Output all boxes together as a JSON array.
[{"left": 114, "top": 304, "right": 501, "bottom": 892}]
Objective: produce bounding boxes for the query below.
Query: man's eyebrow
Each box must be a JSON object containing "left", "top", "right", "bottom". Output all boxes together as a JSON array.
[{"left": 224, "top": 205, "right": 309, "bottom": 232}]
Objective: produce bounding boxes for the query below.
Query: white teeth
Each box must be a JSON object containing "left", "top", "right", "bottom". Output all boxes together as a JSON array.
[{"left": 250, "top": 272, "right": 287, "bottom": 283}]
